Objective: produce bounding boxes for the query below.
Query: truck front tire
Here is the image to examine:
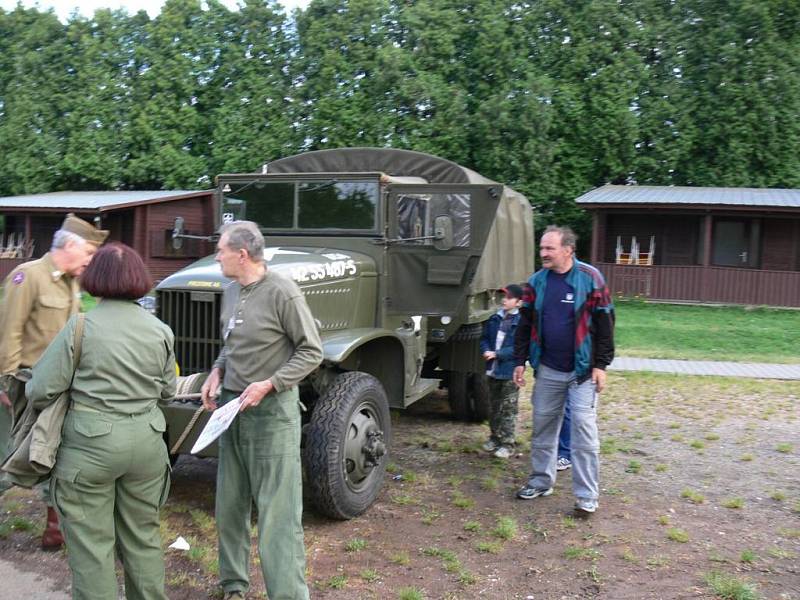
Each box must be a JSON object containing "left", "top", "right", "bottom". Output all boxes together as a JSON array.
[{"left": 303, "top": 371, "right": 391, "bottom": 520}]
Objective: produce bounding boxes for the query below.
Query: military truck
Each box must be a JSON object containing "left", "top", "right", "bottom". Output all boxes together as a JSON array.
[{"left": 157, "top": 148, "right": 533, "bottom": 519}]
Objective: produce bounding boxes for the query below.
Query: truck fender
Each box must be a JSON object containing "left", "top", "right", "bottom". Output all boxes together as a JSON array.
[{"left": 320, "top": 328, "right": 404, "bottom": 363}]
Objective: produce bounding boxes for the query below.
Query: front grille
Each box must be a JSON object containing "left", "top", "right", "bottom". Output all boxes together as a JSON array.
[{"left": 157, "top": 290, "right": 222, "bottom": 375}]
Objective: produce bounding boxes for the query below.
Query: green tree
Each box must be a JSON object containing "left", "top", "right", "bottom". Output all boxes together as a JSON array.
[
  {"left": 209, "top": 0, "right": 295, "bottom": 174},
  {"left": 0, "top": 7, "right": 68, "bottom": 194}
]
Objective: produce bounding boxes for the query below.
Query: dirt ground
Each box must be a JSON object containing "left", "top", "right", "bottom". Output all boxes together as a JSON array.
[{"left": 1, "top": 371, "right": 798, "bottom": 599}]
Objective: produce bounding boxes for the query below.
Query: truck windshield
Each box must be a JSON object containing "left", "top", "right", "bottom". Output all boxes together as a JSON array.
[{"left": 221, "top": 179, "right": 379, "bottom": 233}]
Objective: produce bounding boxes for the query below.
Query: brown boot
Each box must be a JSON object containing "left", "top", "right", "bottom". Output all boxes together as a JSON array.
[{"left": 41, "top": 506, "right": 64, "bottom": 551}]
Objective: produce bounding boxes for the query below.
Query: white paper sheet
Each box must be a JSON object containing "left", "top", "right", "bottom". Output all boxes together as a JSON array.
[{"left": 190, "top": 396, "right": 242, "bottom": 454}]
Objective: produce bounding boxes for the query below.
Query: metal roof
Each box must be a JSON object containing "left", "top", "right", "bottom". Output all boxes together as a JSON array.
[
  {"left": 576, "top": 185, "right": 800, "bottom": 208},
  {"left": 0, "top": 190, "right": 210, "bottom": 211}
]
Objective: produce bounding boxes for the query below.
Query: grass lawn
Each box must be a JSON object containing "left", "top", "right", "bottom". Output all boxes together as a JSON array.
[{"left": 615, "top": 299, "right": 800, "bottom": 363}]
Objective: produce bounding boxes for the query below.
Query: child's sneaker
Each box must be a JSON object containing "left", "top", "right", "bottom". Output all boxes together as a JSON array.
[
  {"left": 493, "top": 446, "right": 512, "bottom": 459},
  {"left": 556, "top": 457, "right": 572, "bottom": 471},
  {"left": 516, "top": 485, "right": 553, "bottom": 500},
  {"left": 482, "top": 439, "right": 499, "bottom": 452}
]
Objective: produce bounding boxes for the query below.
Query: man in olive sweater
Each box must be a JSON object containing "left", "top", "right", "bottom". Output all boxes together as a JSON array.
[{"left": 201, "top": 221, "right": 322, "bottom": 600}]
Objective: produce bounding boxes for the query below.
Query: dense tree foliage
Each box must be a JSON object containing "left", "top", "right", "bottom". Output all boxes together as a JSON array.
[{"left": 0, "top": 0, "right": 798, "bottom": 240}]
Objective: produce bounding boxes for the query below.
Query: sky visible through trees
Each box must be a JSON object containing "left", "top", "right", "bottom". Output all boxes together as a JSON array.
[{"left": 0, "top": 0, "right": 798, "bottom": 239}]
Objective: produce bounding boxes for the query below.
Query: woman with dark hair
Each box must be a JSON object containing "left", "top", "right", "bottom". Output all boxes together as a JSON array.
[{"left": 27, "top": 242, "right": 176, "bottom": 600}]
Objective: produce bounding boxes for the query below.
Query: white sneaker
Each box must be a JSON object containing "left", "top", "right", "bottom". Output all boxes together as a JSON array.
[
  {"left": 482, "top": 439, "right": 499, "bottom": 452},
  {"left": 575, "top": 498, "right": 598, "bottom": 514},
  {"left": 557, "top": 457, "right": 572, "bottom": 471},
  {"left": 493, "top": 446, "right": 512, "bottom": 459}
]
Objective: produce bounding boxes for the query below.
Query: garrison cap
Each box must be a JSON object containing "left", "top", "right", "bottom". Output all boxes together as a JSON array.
[{"left": 61, "top": 214, "right": 109, "bottom": 246}]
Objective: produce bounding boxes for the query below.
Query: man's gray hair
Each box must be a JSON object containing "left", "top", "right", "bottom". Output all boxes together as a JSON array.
[
  {"left": 220, "top": 220, "right": 265, "bottom": 261},
  {"left": 51, "top": 229, "right": 86, "bottom": 251},
  {"left": 543, "top": 225, "right": 577, "bottom": 250}
]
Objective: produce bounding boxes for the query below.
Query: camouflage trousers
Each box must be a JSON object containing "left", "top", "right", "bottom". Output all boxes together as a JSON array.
[{"left": 487, "top": 377, "right": 519, "bottom": 447}]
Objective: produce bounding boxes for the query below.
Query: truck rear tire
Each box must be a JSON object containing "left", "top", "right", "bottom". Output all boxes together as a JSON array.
[
  {"left": 303, "top": 371, "right": 391, "bottom": 520},
  {"left": 448, "top": 371, "right": 490, "bottom": 422}
]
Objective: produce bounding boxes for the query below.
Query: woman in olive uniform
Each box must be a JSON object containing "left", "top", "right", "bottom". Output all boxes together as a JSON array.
[{"left": 27, "top": 243, "right": 176, "bottom": 600}]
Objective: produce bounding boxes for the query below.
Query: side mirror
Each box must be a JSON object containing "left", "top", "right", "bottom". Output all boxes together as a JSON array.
[
  {"left": 433, "top": 215, "right": 454, "bottom": 251},
  {"left": 172, "top": 217, "right": 185, "bottom": 250}
]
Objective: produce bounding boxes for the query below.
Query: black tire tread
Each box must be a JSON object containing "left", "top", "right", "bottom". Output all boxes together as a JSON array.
[{"left": 304, "top": 372, "right": 390, "bottom": 520}]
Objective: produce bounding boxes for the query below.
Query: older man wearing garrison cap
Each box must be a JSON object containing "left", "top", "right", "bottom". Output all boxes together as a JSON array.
[{"left": 0, "top": 214, "right": 108, "bottom": 549}]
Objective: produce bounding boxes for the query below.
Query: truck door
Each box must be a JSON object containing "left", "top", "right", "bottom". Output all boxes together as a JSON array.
[{"left": 385, "top": 184, "right": 500, "bottom": 315}]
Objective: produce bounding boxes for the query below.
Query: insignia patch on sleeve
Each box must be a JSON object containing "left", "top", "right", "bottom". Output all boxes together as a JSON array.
[{"left": 12, "top": 271, "right": 25, "bottom": 285}]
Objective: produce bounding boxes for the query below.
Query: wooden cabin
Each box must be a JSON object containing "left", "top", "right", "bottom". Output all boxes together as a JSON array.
[
  {"left": 0, "top": 190, "right": 215, "bottom": 282},
  {"left": 577, "top": 185, "right": 800, "bottom": 307}
]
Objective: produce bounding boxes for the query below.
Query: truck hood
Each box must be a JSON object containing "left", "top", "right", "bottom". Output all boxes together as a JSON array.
[{"left": 156, "top": 246, "right": 376, "bottom": 290}]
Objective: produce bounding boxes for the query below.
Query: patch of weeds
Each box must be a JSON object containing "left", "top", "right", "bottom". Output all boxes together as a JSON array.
[
  {"left": 722, "top": 497, "right": 744, "bottom": 509},
  {"left": 703, "top": 571, "right": 759, "bottom": 600},
  {"left": 360, "top": 569, "right": 379, "bottom": 582},
  {"left": 769, "top": 490, "right": 786, "bottom": 501},
  {"left": 458, "top": 570, "right": 477, "bottom": 585},
  {"left": 690, "top": 439, "right": 705, "bottom": 450},
  {"left": 646, "top": 555, "right": 669, "bottom": 568},
  {"left": 491, "top": 516, "right": 517, "bottom": 540},
  {"left": 446, "top": 476, "right": 463, "bottom": 487},
  {"left": 421, "top": 509, "right": 442, "bottom": 526},
  {"left": 436, "top": 440, "right": 454, "bottom": 453},
  {"left": 739, "top": 454, "right": 754, "bottom": 462},
  {"left": 480, "top": 477, "right": 499, "bottom": 492},
  {"left": 670, "top": 434, "right": 684, "bottom": 442},
  {"left": 344, "top": 538, "right": 367, "bottom": 552},
  {"left": 740, "top": 550, "right": 757, "bottom": 563},
  {"left": 667, "top": 422, "right": 681, "bottom": 429},
  {"left": 626, "top": 460, "right": 642, "bottom": 474},
  {"left": 7, "top": 517, "right": 35, "bottom": 532},
  {"left": 793, "top": 501, "right": 800, "bottom": 514},
  {"left": 586, "top": 565, "right": 601, "bottom": 583},
  {"left": 386, "top": 462, "right": 400, "bottom": 474},
  {"left": 397, "top": 587, "right": 425, "bottom": 600},
  {"left": 392, "top": 493, "right": 416, "bottom": 506},
  {"left": 620, "top": 548, "right": 637, "bottom": 563},
  {"left": 463, "top": 520, "right": 481, "bottom": 533},
  {"left": 666, "top": 528, "right": 689, "bottom": 543},
  {"left": 705, "top": 433, "right": 720, "bottom": 441},
  {"left": 401, "top": 470, "right": 418, "bottom": 484},
  {"left": 778, "top": 528, "right": 800, "bottom": 539},
  {"left": 654, "top": 463, "right": 668, "bottom": 472},
  {"left": 775, "top": 442, "right": 793, "bottom": 453},
  {"left": 561, "top": 516, "right": 577, "bottom": 529},
  {"left": 564, "top": 546, "right": 601, "bottom": 560},
  {"left": 326, "top": 574, "right": 348, "bottom": 590},
  {"left": 657, "top": 515, "right": 670, "bottom": 526},
  {"left": 681, "top": 488, "right": 705, "bottom": 504},
  {"left": 475, "top": 540, "right": 502, "bottom": 554},
  {"left": 452, "top": 492, "right": 475, "bottom": 509},
  {"left": 599, "top": 437, "right": 619, "bottom": 455},
  {"left": 767, "top": 547, "right": 796, "bottom": 559},
  {"left": 390, "top": 551, "right": 411, "bottom": 566}
]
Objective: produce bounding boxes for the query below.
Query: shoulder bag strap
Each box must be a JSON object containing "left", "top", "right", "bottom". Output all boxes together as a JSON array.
[{"left": 71, "top": 313, "right": 86, "bottom": 381}]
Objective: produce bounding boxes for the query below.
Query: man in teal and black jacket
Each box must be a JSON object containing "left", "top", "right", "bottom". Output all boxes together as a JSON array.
[{"left": 513, "top": 225, "right": 614, "bottom": 514}]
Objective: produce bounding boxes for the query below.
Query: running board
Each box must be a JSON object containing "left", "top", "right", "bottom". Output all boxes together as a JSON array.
[{"left": 402, "top": 377, "right": 440, "bottom": 408}]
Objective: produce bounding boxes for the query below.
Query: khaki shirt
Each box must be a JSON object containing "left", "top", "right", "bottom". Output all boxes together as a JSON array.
[
  {"left": 0, "top": 253, "right": 80, "bottom": 378},
  {"left": 26, "top": 299, "right": 177, "bottom": 415},
  {"left": 213, "top": 269, "right": 323, "bottom": 393}
]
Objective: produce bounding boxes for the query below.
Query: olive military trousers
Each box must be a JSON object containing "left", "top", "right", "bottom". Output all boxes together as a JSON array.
[
  {"left": 0, "top": 377, "right": 24, "bottom": 494},
  {"left": 0, "top": 375, "right": 52, "bottom": 503},
  {"left": 216, "top": 387, "right": 309, "bottom": 600},
  {"left": 52, "top": 406, "right": 170, "bottom": 600}
]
